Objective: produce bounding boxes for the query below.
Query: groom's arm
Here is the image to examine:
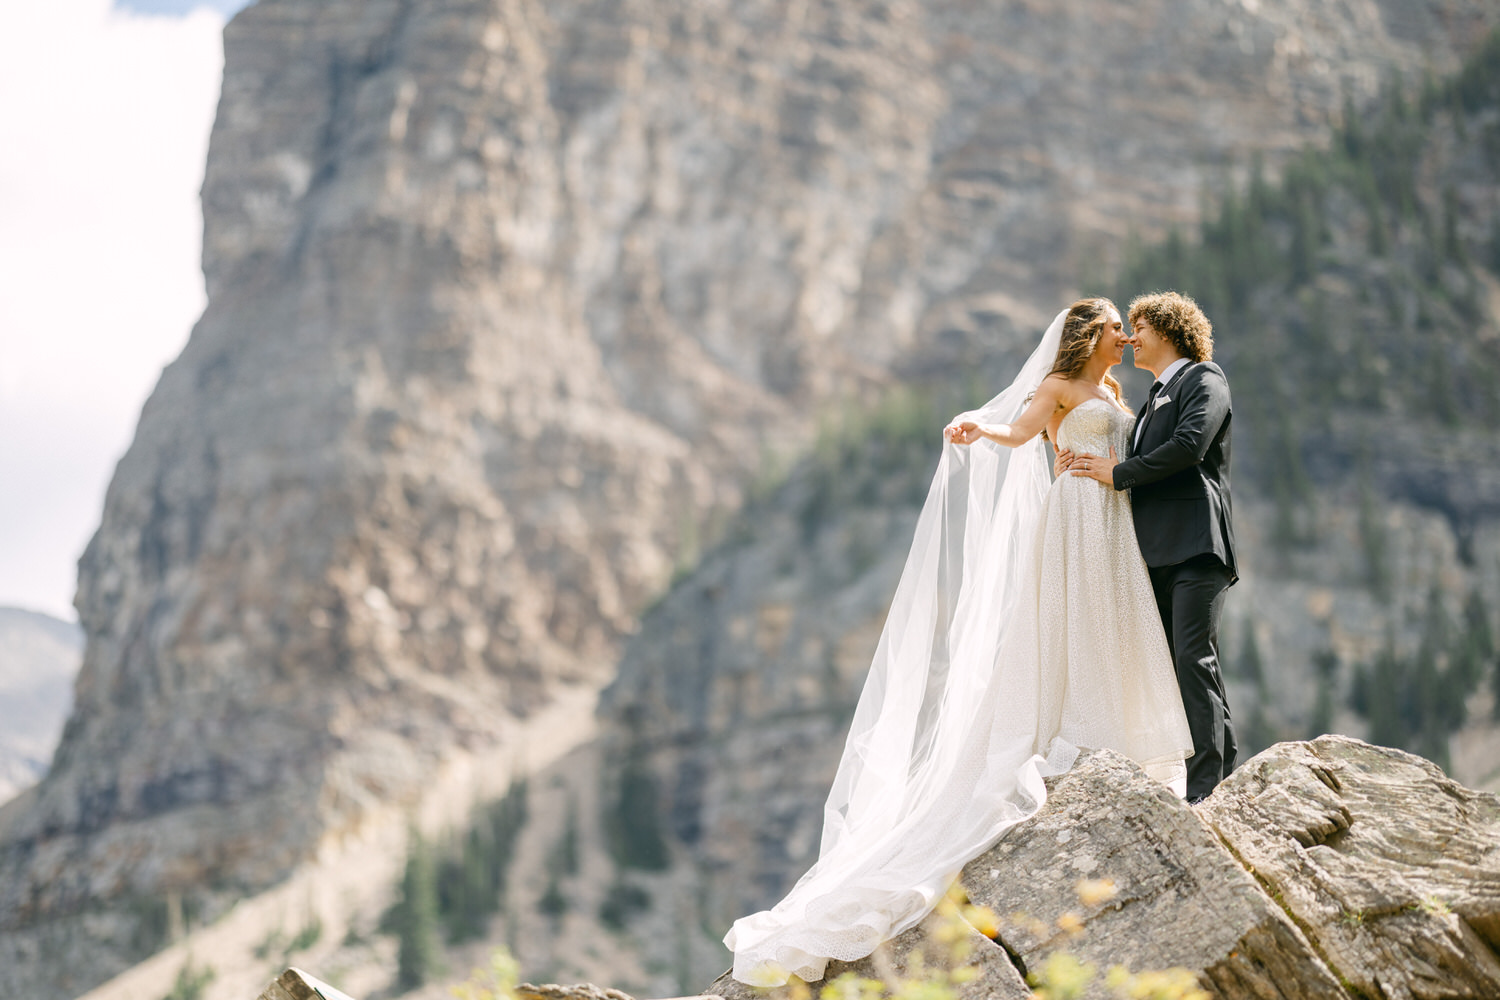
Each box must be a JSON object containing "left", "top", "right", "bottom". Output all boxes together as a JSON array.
[{"left": 1112, "top": 366, "right": 1230, "bottom": 491}]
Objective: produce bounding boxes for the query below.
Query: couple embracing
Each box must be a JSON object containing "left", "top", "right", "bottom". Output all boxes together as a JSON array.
[{"left": 726, "top": 292, "right": 1238, "bottom": 986}]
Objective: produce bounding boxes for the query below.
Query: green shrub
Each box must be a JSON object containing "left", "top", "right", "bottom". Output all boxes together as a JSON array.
[
  {"left": 289, "top": 914, "right": 322, "bottom": 953},
  {"left": 537, "top": 874, "right": 568, "bottom": 923},
  {"left": 598, "top": 880, "right": 652, "bottom": 931},
  {"left": 607, "top": 747, "right": 671, "bottom": 871},
  {"left": 394, "top": 832, "right": 442, "bottom": 989},
  {"left": 160, "top": 961, "right": 214, "bottom": 1000}
]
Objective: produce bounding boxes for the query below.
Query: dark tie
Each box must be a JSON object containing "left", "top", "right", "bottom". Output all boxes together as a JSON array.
[{"left": 1135, "top": 381, "right": 1164, "bottom": 448}]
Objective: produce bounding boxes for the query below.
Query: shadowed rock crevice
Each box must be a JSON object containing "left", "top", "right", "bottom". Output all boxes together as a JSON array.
[{"left": 1201, "top": 806, "right": 1359, "bottom": 1000}]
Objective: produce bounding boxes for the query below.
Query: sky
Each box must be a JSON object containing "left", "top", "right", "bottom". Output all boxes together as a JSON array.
[{"left": 0, "top": 0, "right": 238, "bottom": 620}]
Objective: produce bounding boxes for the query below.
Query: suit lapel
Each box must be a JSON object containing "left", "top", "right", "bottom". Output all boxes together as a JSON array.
[{"left": 1134, "top": 362, "right": 1195, "bottom": 453}]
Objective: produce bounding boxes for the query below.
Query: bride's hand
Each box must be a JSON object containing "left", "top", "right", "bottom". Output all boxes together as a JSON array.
[
  {"left": 944, "top": 420, "right": 982, "bottom": 445},
  {"left": 1053, "top": 447, "right": 1076, "bottom": 476}
]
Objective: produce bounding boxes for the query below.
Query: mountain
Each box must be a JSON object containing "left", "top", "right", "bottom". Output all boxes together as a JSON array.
[
  {"left": 3, "top": 1, "right": 1499, "bottom": 998},
  {"left": 0, "top": 608, "right": 82, "bottom": 805}
]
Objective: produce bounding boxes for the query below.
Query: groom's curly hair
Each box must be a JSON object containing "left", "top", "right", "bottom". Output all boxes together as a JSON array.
[{"left": 1127, "top": 291, "right": 1214, "bottom": 362}]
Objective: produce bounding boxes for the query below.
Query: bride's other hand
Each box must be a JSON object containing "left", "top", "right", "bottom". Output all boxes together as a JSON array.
[
  {"left": 945, "top": 420, "right": 982, "bottom": 445},
  {"left": 1053, "top": 448, "right": 1076, "bottom": 476},
  {"left": 1069, "top": 446, "right": 1118, "bottom": 484}
]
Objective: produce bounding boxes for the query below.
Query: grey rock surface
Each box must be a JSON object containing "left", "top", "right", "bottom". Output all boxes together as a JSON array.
[
  {"left": 256, "top": 967, "right": 359, "bottom": 1000},
  {"left": 1199, "top": 735, "right": 1500, "bottom": 1000},
  {"left": 517, "top": 984, "right": 638, "bottom": 1000},
  {"left": 960, "top": 748, "right": 1351, "bottom": 1000}
]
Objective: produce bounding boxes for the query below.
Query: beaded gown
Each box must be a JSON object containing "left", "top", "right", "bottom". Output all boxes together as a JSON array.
[{"left": 1029, "top": 397, "right": 1192, "bottom": 788}]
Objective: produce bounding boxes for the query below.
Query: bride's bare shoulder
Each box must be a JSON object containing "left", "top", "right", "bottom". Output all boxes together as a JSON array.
[{"left": 1051, "top": 376, "right": 1098, "bottom": 405}]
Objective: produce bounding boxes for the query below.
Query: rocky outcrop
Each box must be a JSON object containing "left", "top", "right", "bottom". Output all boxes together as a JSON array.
[
  {"left": 960, "top": 748, "right": 1353, "bottom": 999},
  {"left": 256, "top": 968, "right": 357, "bottom": 1000},
  {"left": 1199, "top": 739, "right": 1500, "bottom": 1000},
  {"left": 516, "top": 985, "right": 638, "bottom": 1000}
]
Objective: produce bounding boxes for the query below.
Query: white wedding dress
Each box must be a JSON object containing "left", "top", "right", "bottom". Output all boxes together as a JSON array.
[
  {"left": 1028, "top": 398, "right": 1194, "bottom": 780},
  {"left": 724, "top": 314, "right": 1193, "bottom": 987}
]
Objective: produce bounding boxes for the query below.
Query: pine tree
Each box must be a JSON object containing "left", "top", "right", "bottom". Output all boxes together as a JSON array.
[
  {"left": 1357, "top": 462, "right": 1391, "bottom": 603},
  {"left": 396, "top": 832, "right": 442, "bottom": 990},
  {"left": 441, "top": 829, "right": 497, "bottom": 944},
  {"left": 487, "top": 779, "right": 529, "bottom": 895},
  {"left": 538, "top": 873, "right": 568, "bottom": 924},
  {"left": 555, "top": 796, "right": 580, "bottom": 877},
  {"left": 1365, "top": 638, "right": 1404, "bottom": 750},
  {"left": 1308, "top": 649, "right": 1338, "bottom": 738},
  {"left": 1235, "top": 624, "right": 1265, "bottom": 687},
  {"left": 609, "top": 746, "right": 671, "bottom": 871},
  {"left": 1459, "top": 588, "right": 1495, "bottom": 694}
]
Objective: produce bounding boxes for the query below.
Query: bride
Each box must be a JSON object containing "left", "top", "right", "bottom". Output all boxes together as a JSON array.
[{"left": 724, "top": 298, "right": 1194, "bottom": 986}]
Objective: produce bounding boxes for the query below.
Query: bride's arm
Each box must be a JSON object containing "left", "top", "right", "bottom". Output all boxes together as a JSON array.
[{"left": 945, "top": 378, "right": 1063, "bottom": 448}]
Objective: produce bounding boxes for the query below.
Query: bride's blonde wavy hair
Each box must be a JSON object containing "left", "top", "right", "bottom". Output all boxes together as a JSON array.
[
  {"left": 1049, "top": 297, "right": 1124, "bottom": 402},
  {"left": 1028, "top": 297, "right": 1123, "bottom": 441}
]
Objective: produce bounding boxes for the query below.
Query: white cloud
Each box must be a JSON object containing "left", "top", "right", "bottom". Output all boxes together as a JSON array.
[{"left": 0, "top": 0, "right": 224, "bottom": 619}]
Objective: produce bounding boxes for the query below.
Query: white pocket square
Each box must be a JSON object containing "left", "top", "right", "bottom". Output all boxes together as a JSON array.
[{"left": 1153, "top": 394, "right": 1172, "bottom": 408}]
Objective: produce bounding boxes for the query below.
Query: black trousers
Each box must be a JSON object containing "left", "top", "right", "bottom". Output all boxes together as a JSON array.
[{"left": 1148, "top": 554, "right": 1237, "bottom": 801}]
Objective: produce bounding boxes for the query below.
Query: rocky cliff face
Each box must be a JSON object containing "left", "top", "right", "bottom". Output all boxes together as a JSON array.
[{"left": 3, "top": 1, "right": 1499, "bottom": 998}]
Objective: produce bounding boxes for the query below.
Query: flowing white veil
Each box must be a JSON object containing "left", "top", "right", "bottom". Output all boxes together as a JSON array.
[{"left": 725, "top": 309, "right": 1078, "bottom": 986}]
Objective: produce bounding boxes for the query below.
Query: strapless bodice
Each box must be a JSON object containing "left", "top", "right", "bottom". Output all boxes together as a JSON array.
[{"left": 1056, "top": 397, "right": 1134, "bottom": 457}]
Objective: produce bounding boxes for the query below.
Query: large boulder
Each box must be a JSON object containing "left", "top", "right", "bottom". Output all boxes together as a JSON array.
[
  {"left": 1198, "top": 735, "right": 1500, "bottom": 1000},
  {"left": 960, "top": 748, "right": 1350, "bottom": 1000}
]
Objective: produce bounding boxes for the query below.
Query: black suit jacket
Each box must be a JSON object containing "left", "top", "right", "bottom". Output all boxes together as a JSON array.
[{"left": 1113, "top": 361, "right": 1237, "bottom": 581}]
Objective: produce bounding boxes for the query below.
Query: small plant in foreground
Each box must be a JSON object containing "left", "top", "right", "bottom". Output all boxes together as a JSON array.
[
  {"left": 1027, "top": 880, "right": 1208, "bottom": 1000},
  {"left": 450, "top": 948, "right": 521, "bottom": 1000},
  {"left": 161, "top": 960, "right": 215, "bottom": 1000}
]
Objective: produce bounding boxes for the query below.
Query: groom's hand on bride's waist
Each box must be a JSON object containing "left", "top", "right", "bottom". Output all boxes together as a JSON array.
[
  {"left": 1053, "top": 448, "right": 1077, "bottom": 477},
  {"left": 1069, "top": 446, "right": 1118, "bottom": 485}
]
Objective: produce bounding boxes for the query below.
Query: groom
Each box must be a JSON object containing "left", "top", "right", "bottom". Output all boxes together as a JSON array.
[{"left": 1065, "top": 291, "right": 1238, "bottom": 803}]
